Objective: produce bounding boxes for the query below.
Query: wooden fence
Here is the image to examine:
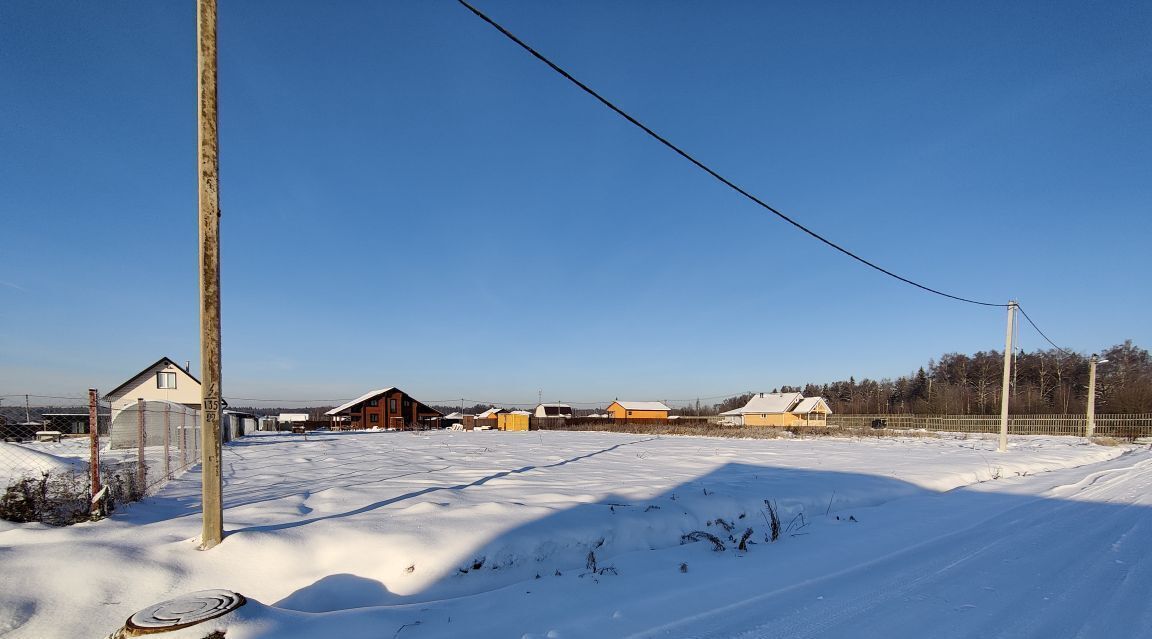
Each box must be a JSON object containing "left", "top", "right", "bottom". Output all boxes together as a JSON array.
[
  {"left": 826, "top": 414, "right": 1152, "bottom": 437},
  {"left": 536, "top": 417, "right": 719, "bottom": 429}
]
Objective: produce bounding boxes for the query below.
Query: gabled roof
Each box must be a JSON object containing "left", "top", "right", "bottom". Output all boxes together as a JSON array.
[
  {"left": 719, "top": 392, "right": 804, "bottom": 416},
  {"left": 103, "top": 357, "right": 200, "bottom": 400},
  {"left": 324, "top": 387, "right": 443, "bottom": 417},
  {"left": 792, "top": 397, "right": 832, "bottom": 415},
  {"left": 477, "top": 407, "right": 508, "bottom": 418},
  {"left": 611, "top": 401, "right": 671, "bottom": 412},
  {"left": 325, "top": 388, "right": 397, "bottom": 415},
  {"left": 535, "top": 403, "right": 571, "bottom": 409}
]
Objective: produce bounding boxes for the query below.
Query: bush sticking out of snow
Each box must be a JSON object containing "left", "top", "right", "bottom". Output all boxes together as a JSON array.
[
  {"left": 0, "top": 459, "right": 150, "bottom": 526},
  {"left": 0, "top": 471, "right": 90, "bottom": 526},
  {"left": 737, "top": 528, "right": 754, "bottom": 551},
  {"left": 681, "top": 531, "right": 726, "bottom": 551},
  {"left": 763, "top": 500, "right": 781, "bottom": 542}
]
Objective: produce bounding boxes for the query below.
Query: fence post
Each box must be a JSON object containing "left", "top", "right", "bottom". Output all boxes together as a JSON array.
[
  {"left": 89, "top": 389, "right": 102, "bottom": 512},
  {"left": 164, "top": 403, "right": 171, "bottom": 480},
  {"left": 137, "top": 398, "right": 146, "bottom": 492},
  {"left": 181, "top": 406, "right": 188, "bottom": 470}
]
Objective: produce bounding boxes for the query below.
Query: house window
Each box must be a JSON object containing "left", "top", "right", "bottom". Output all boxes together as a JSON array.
[
  {"left": 368, "top": 399, "right": 378, "bottom": 407},
  {"left": 370, "top": 414, "right": 379, "bottom": 423},
  {"left": 157, "top": 372, "right": 177, "bottom": 389},
  {"left": 389, "top": 399, "right": 397, "bottom": 412}
]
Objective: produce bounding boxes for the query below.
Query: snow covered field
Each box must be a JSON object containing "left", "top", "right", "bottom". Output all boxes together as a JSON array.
[{"left": 1, "top": 430, "right": 1148, "bottom": 638}]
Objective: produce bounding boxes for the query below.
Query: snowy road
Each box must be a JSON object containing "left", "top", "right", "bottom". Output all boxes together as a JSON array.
[{"left": 635, "top": 450, "right": 1152, "bottom": 639}]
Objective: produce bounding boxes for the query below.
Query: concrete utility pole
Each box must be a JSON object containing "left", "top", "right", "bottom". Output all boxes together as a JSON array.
[
  {"left": 998, "top": 301, "right": 1017, "bottom": 453},
  {"left": 198, "top": 0, "right": 224, "bottom": 550},
  {"left": 1086, "top": 354, "right": 1108, "bottom": 439}
]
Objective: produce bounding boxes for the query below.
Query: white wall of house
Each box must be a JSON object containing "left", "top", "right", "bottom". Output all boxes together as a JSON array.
[{"left": 106, "top": 360, "right": 202, "bottom": 423}]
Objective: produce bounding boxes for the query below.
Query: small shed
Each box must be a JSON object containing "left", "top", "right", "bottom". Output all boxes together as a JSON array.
[{"left": 498, "top": 412, "right": 530, "bottom": 431}]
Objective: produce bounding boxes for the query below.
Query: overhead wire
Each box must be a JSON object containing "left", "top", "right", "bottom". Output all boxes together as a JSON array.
[
  {"left": 456, "top": 0, "right": 1009, "bottom": 308},
  {"left": 1016, "top": 304, "right": 1075, "bottom": 357},
  {"left": 456, "top": 1, "right": 1092, "bottom": 361}
]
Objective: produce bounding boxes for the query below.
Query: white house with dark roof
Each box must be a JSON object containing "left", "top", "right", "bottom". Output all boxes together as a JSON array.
[
  {"left": 534, "top": 403, "right": 573, "bottom": 418},
  {"left": 103, "top": 357, "right": 204, "bottom": 424},
  {"left": 719, "top": 392, "right": 832, "bottom": 427}
]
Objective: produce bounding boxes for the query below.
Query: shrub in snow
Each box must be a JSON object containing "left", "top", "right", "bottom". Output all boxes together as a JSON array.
[
  {"left": 0, "top": 471, "right": 89, "bottom": 526},
  {"left": 763, "top": 500, "right": 781, "bottom": 542},
  {"left": 680, "top": 531, "right": 726, "bottom": 551},
  {"left": 0, "top": 460, "right": 148, "bottom": 526},
  {"left": 737, "top": 528, "right": 754, "bottom": 551}
]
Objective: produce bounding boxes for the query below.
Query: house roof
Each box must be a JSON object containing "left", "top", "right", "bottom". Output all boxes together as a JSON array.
[
  {"left": 324, "top": 388, "right": 443, "bottom": 417},
  {"left": 719, "top": 392, "right": 804, "bottom": 416},
  {"left": 325, "top": 388, "right": 397, "bottom": 415},
  {"left": 792, "top": 397, "right": 832, "bottom": 415},
  {"left": 278, "top": 413, "right": 310, "bottom": 422},
  {"left": 611, "top": 401, "right": 671, "bottom": 412},
  {"left": 103, "top": 357, "right": 201, "bottom": 400},
  {"left": 536, "top": 403, "right": 571, "bottom": 409},
  {"left": 477, "top": 407, "right": 507, "bottom": 418}
]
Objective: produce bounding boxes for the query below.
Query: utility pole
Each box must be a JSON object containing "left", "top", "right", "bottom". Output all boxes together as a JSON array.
[
  {"left": 1086, "top": 354, "right": 1107, "bottom": 439},
  {"left": 998, "top": 300, "right": 1017, "bottom": 453},
  {"left": 197, "top": 0, "right": 224, "bottom": 550}
]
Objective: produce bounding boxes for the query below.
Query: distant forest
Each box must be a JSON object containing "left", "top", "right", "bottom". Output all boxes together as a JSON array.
[
  {"left": 226, "top": 341, "right": 1152, "bottom": 420},
  {"left": 684, "top": 340, "right": 1151, "bottom": 416}
]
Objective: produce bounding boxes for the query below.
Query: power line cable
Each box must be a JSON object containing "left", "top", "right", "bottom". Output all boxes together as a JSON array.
[
  {"left": 1016, "top": 304, "right": 1075, "bottom": 357},
  {"left": 456, "top": 0, "right": 1008, "bottom": 308}
]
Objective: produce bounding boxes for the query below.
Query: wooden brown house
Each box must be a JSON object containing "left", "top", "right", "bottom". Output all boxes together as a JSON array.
[{"left": 325, "top": 387, "right": 442, "bottom": 430}]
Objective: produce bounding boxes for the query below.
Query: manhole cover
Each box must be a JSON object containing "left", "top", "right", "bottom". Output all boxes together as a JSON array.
[{"left": 125, "top": 589, "right": 246, "bottom": 635}]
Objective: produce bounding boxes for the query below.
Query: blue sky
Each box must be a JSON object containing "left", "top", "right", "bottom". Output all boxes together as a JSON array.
[{"left": 2, "top": 1, "right": 1149, "bottom": 407}]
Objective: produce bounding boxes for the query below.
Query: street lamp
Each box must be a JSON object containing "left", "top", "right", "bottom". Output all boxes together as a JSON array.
[{"left": 1086, "top": 354, "right": 1109, "bottom": 439}]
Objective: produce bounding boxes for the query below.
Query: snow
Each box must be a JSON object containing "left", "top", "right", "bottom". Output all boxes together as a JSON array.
[
  {"left": 0, "top": 441, "right": 88, "bottom": 486},
  {"left": 719, "top": 392, "right": 804, "bottom": 415},
  {"left": 791, "top": 396, "right": 830, "bottom": 414},
  {"left": 1, "top": 430, "right": 1148, "bottom": 638}
]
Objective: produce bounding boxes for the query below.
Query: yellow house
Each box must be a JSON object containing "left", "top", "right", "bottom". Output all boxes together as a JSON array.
[
  {"left": 606, "top": 401, "right": 671, "bottom": 420},
  {"left": 719, "top": 392, "right": 832, "bottom": 427}
]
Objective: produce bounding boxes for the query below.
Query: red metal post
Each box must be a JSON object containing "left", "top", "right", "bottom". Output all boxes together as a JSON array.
[{"left": 88, "top": 389, "right": 102, "bottom": 501}]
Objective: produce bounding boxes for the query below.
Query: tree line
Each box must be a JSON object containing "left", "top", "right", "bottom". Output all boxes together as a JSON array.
[
  {"left": 688, "top": 340, "right": 1152, "bottom": 416},
  {"left": 232, "top": 340, "right": 1151, "bottom": 419}
]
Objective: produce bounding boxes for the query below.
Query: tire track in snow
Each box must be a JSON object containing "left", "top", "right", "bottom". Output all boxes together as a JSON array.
[{"left": 631, "top": 450, "right": 1152, "bottom": 639}]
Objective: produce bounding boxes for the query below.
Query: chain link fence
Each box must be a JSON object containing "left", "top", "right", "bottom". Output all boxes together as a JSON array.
[{"left": 0, "top": 393, "right": 202, "bottom": 525}]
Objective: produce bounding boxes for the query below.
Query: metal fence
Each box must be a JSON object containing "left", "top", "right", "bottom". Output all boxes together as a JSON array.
[
  {"left": 826, "top": 413, "right": 1152, "bottom": 437},
  {"left": 0, "top": 393, "right": 204, "bottom": 525}
]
